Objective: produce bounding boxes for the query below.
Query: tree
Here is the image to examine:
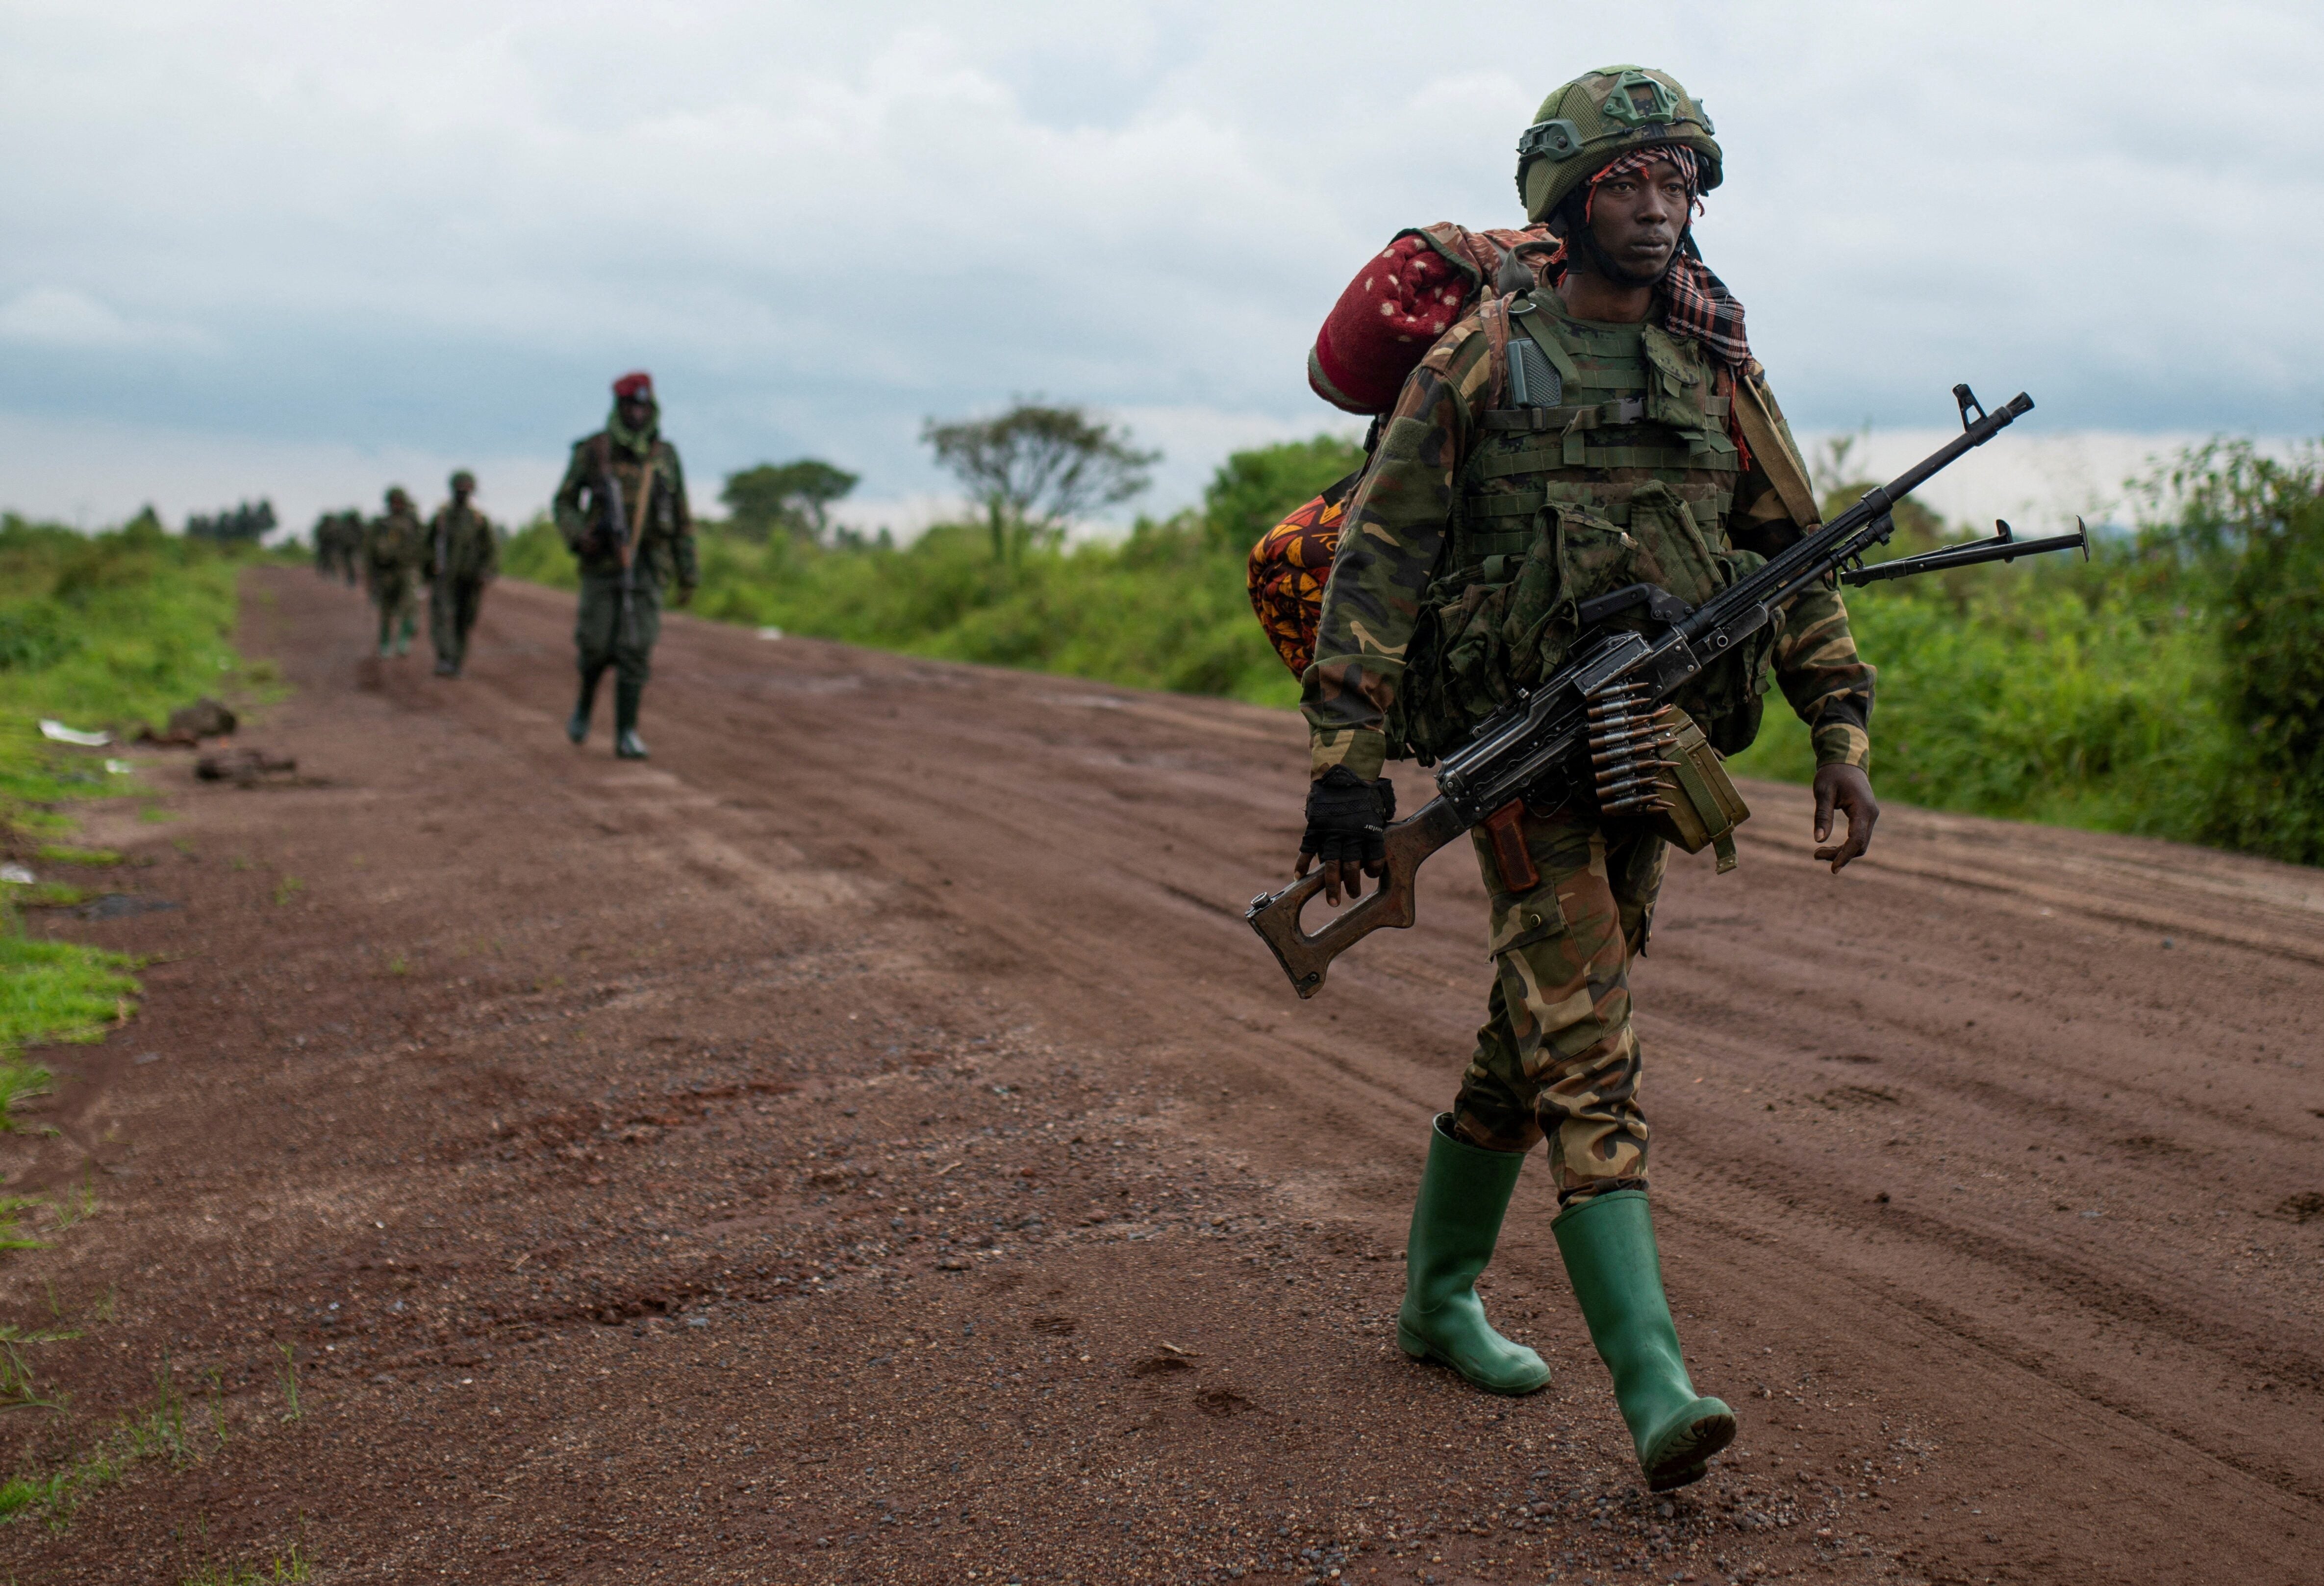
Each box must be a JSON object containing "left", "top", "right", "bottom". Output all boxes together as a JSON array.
[
  {"left": 921, "top": 401, "right": 1158, "bottom": 560},
  {"left": 1202, "top": 434, "right": 1367, "bottom": 552},
  {"left": 720, "top": 460, "right": 859, "bottom": 544},
  {"left": 185, "top": 499, "right": 276, "bottom": 544}
]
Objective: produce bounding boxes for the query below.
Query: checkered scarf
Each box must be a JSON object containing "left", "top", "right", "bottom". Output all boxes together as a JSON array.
[{"left": 1560, "top": 145, "right": 1751, "bottom": 371}]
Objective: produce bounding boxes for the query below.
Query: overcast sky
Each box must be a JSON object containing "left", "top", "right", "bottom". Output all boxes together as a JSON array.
[{"left": 5, "top": 0, "right": 2320, "bottom": 534}]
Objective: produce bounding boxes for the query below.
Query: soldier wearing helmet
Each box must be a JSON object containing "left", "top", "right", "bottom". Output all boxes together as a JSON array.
[
  {"left": 425, "top": 469, "right": 499, "bottom": 678},
  {"left": 1294, "top": 67, "right": 1880, "bottom": 1492},
  {"left": 361, "top": 485, "right": 428, "bottom": 658},
  {"left": 552, "top": 372, "right": 698, "bottom": 758}
]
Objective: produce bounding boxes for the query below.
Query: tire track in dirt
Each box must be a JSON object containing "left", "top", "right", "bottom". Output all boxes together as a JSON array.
[{"left": 0, "top": 569, "right": 2316, "bottom": 1584}]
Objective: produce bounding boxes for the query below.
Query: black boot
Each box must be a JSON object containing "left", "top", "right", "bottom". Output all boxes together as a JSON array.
[
  {"left": 568, "top": 666, "right": 605, "bottom": 746},
  {"left": 613, "top": 678, "right": 648, "bottom": 760}
]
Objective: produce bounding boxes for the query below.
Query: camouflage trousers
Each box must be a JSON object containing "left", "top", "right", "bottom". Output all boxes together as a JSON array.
[
  {"left": 574, "top": 574, "right": 662, "bottom": 688},
  {"left": 1453, "top": 805, "right": 1668, "bottom": 1202},
  {"left": 370, "top": 572, "right": 418, "bottom": 652},
  {"left": 429, "top": 577, "right": 487, "bottom": 671}
]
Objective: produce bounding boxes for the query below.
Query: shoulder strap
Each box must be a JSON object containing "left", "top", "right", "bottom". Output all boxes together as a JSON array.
[
  {"left": 1730, "top": 373, "right": 1820, "bottom": 528},
  {"left": 635, "top": 444, "right": 661, "bottom": 531},
  {"left": 1480, "top": 296, "right": 1514, "bottom": 412}
]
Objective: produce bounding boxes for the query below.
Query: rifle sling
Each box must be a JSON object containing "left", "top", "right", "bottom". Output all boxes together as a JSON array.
[
  {"left": 1730, "top": 374, "right": 1820, "bottom": 530},
  {"left": 629, "top": 450, "right": 659, "bottom": 573}
]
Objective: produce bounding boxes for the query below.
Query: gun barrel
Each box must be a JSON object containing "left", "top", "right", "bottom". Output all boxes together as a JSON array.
[{"left": 1840, "top": 522, "right": 2088, "bottom": 586}]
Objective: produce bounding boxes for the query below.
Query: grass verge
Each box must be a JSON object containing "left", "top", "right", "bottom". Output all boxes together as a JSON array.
[
  {"left": 0, "top": 1357, "right": 218, "bottom": 1528},
  {"left": 503, "top": 434, "right": 2324, "bottom": 863}
]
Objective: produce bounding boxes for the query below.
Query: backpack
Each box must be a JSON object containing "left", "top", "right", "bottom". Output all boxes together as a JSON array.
[
  {"left": 1254, "top": 223, "right": 1556, "bottom": 680},
  {"left": 1244, "top": 471, "right": 1361, "bottom": 677},
  {"left": 1308, "top": 222, "right": 1556, "bottom": 414}
]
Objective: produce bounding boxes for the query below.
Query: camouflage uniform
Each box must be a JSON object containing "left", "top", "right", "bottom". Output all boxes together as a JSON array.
[
  {"left": 551, "top": 383, "right": 697, "bottom": 752},
  {"left": 335, "top": 513, "right": 365, "bottom": 585},
  {"left": 362, "top": 493, "right": 428, "bottom": 656},
  {"left": 1305, "top": 289, "right": 1876, "bottom": 1201},
  {"left": 313, "top": 512, "right": 361, "bottom": 583},
  {"left": 426, "top": 487, "right": 498, "bottom": 676}
]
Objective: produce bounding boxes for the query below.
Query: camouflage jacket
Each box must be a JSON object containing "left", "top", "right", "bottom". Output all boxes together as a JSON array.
[
  {"left": 362, "top": 508, "right": 428, "bottom": 579},
  {"left": 1303, "top": 290, "right": 1873, "bottom": 781},
  {"left": 426, "top": 502, "right": 499, "bottom": 584},
  {"left": 552, "top": 432, "right": 699, "bottom": 591}
]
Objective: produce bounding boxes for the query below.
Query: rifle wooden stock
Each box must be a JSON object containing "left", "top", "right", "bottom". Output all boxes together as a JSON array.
[{"left": 1243, "top": 797, "right": 1470, "bottom": 998}]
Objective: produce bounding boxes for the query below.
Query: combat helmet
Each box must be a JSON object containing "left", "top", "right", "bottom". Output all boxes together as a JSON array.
[{"left": 1516, "top": 66, "right": 1722, "bottom": 225}]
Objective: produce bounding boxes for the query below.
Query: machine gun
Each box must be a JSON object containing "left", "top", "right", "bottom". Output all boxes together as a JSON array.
[{"left": 1245, "top": 383, "right": 2087, "bottom": 998}]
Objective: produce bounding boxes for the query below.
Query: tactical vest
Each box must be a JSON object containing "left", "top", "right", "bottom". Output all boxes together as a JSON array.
[
  {"left": 1396, "top": 289, "right": 1777, "bottom": 763},
  {"left": 432, "top": 505, "right": 494, "bottom": 581},
  {"left": 368, "top": 511, "right": 425, "bottom": 576}
]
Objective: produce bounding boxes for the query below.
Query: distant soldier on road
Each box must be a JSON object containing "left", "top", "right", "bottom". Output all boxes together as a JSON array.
[
  {"left": 311, "top": 510, "right": 359, "bottom": 583},
  {"left": 335, "top": 512, "right": 365, "bottom": 585},
  {"left": 552, "top": 371, "right": 697, "bottom": 758},
  {"left": 425, "top": 470, "right": 499, "bottom": 678},
  {"left": 363, "top": 487, "right": 427, "bottom": 658},
  {"left": 1293, "top": 67, "right": 1879, "bottom": 1493}
]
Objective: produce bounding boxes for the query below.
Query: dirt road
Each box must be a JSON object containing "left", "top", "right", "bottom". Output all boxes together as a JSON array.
[{"left": 3, "top": 568, "right": 2320, "bottom": 1585}]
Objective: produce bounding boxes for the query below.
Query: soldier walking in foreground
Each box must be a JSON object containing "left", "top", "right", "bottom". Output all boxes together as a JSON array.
[
  {"left": 1296, "top": 67, "right": 1878, "bottom": 1491},
  {"left": 552, "top": 371, "right": 697, "bottom": 758},
  {"left": 426, "top": 470, "right": 499, "bottom": 678},
  {"left": 362, "top": 487, "right": 428, "bottom": 658}
]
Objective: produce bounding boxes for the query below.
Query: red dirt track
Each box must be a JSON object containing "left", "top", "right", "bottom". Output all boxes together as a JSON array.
[{"left": 2, "top": 567, "right": 2320, "bottom": 1585}]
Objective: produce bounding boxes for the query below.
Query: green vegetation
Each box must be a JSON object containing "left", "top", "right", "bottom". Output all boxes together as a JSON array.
[
  {"left": 0, "top": 1355, "right": 223, "bottom": 1528},
  {"left": 182, "top": 1550, "right": 313, "bottom": 1586},
  {"left": 1201, "top": 433, "right": 1365, "bottom": 552},
  {"left": 1733, "top": 438, "right": 2324, "bottom": 861},
  {"left": 503, "top": 428, "right": 1361, "bottom": 705},
  {"left": 505, "top": 434, "right": 2324, "bottom": 864},
  {"left": 0, "top": 935, "right": 137, "bottom": 1128},
  {"left": 721, "top": 459, "right": 860, "bottom": 543},
  {"left": 923, "top": 401, "right": 1159, "bottom": 562},
  {"left": 0, "top": 510, "right": 253, "bottom": 1139},
  {"left": 0, "top": 510, "right": 253, "bottom": 801}
]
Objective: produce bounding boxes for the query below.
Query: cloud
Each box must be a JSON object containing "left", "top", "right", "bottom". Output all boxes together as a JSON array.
[
  {"left": 0, "top": 1, "right": 2317, "bottom": 531},
  {"left": 0, "top": 287, "right": 213, "bottom": 351}
]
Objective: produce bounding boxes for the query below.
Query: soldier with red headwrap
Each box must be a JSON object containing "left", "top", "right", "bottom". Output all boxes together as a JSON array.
[{"left": 552, "top": 372, "right": 698, "bottom": 758}]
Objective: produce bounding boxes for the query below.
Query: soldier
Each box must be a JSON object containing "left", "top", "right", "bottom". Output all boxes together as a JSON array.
[
  {"left": 362, "top": 487, "right": 428, "bottom": 657},
  {"left": 1295, "top": 67, "right": 1880, "bottom": 1493},
  {"left": 426, "top": 470, "right": 499, "bottom": 678},
  {"left": 336, "top": 511, "right": 365, "bottom": 585},
  {"left": 312, "top": 511, "right": 351, "bottom": 581},
  {"left": 552, "top": 371, "right": 697, "bottom": 758}
]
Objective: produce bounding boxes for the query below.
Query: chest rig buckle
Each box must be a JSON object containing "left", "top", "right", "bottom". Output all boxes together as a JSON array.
[{"left": 1480, "top": 396, "right": 1648, "bottom": 433}]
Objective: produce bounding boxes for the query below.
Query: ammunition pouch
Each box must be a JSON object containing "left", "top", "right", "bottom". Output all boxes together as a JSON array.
[{"left": 1645, "top": 707, "right": 1750, "bottom": 873}]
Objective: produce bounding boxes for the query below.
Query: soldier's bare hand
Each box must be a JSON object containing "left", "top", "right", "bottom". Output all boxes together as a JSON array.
[
  {"left": 673, "top": 585, "right": 696, "bottom": 608},
  {"left": 1812, "top": 763, "right": 1879, "bottom": 873}
]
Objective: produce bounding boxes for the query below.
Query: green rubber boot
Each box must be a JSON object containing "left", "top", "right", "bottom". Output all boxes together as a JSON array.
[
  {"left": 567, "top": 666, "right": 604, "bottom": 746},
  {"left": 1552, "top": 1189, "right": 1735, "bottom": 1491},
  {"left": 613, "top": 678, "right": 648, "bottom": 760},
  {"left": 1395, "top": 1114, "right": 1552, "bottom": 1395}
]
